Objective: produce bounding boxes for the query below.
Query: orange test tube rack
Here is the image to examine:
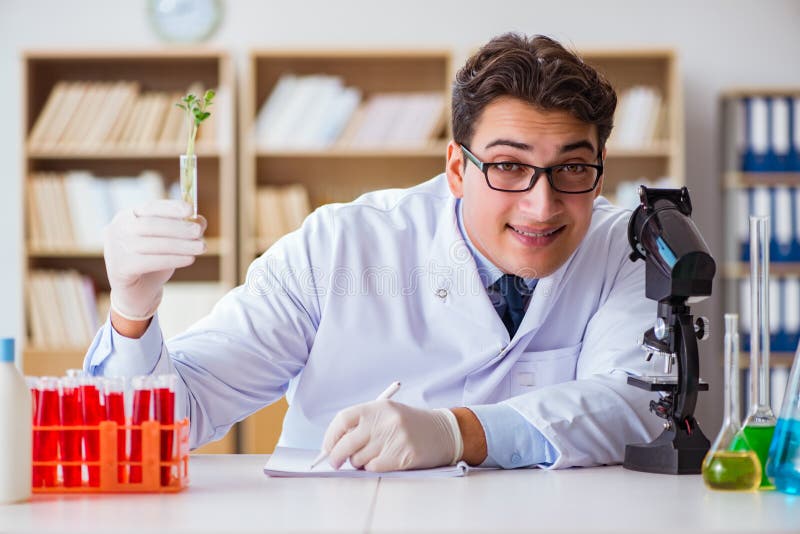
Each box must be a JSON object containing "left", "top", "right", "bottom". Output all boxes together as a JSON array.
[{"left": 31, "top": 418, "right": 190, "bottom": 493}]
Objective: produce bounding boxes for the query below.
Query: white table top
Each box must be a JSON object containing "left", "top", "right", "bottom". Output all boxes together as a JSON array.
[{"left": 1, "top": 455, "right": 798, "bottom": 533}]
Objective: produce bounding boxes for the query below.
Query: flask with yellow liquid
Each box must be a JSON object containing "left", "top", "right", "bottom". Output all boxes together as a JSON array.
[{"left": 702, "top": 314, "right": 761, "bottom": 491}]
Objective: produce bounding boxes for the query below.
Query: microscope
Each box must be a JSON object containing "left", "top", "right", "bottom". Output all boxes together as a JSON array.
[{"left": 623, "top": 186, "right": 716, "bottom": 474}]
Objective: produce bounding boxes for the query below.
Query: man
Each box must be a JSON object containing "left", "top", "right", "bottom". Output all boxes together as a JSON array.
[{"left": 86, "top": 33, "right": 661, "bottom": 471}]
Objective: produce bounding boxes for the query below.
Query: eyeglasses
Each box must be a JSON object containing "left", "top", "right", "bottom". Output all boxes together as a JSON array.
[{"left": 461, "top": 145, "right": 604, "bottom": 194}]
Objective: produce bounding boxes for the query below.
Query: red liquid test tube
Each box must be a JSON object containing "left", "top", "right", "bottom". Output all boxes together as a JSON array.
[
  {"left": 25, "top": 376, "right": 39, "bottom": 422},
  {"left": 33, "top": 377, "right": 60, "bottom": 487},
  {"left": 59, "top": 377, "right": 83, "bottom": 487},
  {"left": 154, "top": 374, "right": 177, "bottom": 486},
  {"left": 79, "top": 376, "right": 103, "bottom": 487},
  {"left": 130, "top": 375, "right": 153, "bottom": 483},
  {"left": 104, "top": 376, "right": 127, "bottom": 483}
]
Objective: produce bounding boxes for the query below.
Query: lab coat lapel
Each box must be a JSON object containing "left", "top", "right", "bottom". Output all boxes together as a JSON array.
[{"left": 424, "top": 196, "right": 507, "bottom": 341}]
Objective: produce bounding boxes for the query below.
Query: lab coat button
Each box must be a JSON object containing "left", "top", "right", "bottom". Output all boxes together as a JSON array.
[{"left": 435, "top": 288, "right": 448, "bottom": 299}]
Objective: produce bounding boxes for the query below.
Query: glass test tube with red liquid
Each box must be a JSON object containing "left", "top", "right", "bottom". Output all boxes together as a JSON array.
[
  {"left": 130, "top": 376, "right": 153, "bottom": 483},
  {"left": 25, "top": 376, "right": 39, "bottom": 421},
  {"left": 104, "top": 376, "right": 127, "bottom": 483},
  {"left": 33, "top": 377, "right": 60, "bottom": 487},
  {"left": 154, "top": 374, "right": 177, "bottom": 486},
  {"left": 59, "top": 376, "right": 83, "bottom": 487},
  {"left": 79, "top": 376, "right": 103, "bottom": 487}
]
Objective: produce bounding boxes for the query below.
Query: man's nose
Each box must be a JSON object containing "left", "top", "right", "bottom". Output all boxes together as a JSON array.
[{"left": 517, "top": 172, "right": 561, "bottom": 220}]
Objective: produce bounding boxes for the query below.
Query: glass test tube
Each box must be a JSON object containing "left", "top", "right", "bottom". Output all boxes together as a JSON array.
[
  {"left": 59, "top": 376, "right": 83, "bottom": 487},
  {"left": 79, "top": 376, "right": 103, "bottom": 487},
  {"left": 739, "top": 216, "right": 778, "bottom": 489},
  {"left": 104, "top": 377, "right": 127, "bottom": 483},
  {"left": 130, "top": 375, "right": 154, "bottom": 483},
  {"left": 180, "top": 154, "right": 198, "bottom": 219},
  {"left": 33, "top": 377, "right": 59, "bottom": 487},
  {"left": 25, "top": 376, "right": 39, "bottom": 419},
  {"left": 154, "top": 374, "right": 177, "bottom": 486}
]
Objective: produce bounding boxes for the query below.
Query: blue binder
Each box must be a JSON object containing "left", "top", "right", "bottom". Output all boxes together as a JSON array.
[{"left": 742, "top": 97, "right": 771, "bottom": 172}]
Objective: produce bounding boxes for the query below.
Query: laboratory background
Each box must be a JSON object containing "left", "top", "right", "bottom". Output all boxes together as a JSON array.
[{"left": 1, "top": 0, "right": 800, "bottom": 457}]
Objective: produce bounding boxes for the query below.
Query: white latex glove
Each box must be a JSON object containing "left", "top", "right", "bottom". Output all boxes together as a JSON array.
[
  {"left": 104, "top": 199, "right": 207, "bottom": 321},
  {"left": 322, "top": 400, "right": 464, "bottom": 472}
]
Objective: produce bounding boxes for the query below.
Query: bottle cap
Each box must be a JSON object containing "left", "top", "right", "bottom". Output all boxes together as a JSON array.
[{"left": 0, "top": 338, "right": 14, "bottom": 362}]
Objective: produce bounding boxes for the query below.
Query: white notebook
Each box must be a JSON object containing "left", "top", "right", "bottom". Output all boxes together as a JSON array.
[{"left": 263, "top": 447, "right": 472, "bottom": 478}]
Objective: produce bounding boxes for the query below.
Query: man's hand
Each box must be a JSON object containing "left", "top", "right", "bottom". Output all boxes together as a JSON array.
[
  {"left": 104, "top": 200, "right": 207, "bottom": 327},
  {"left": 321, "top": 400, "right": 463, "bottom": 472}
]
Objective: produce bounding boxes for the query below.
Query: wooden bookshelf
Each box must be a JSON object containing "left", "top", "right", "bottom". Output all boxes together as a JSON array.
[
  {"left": 237, "top": 49, "right": 452, "bottom": 453},
  {"left": 21, "top": 50, "right": 238, "bottom": 454},
  {"left": 580, "top": 49, "right": 685, "bottom": 204}
]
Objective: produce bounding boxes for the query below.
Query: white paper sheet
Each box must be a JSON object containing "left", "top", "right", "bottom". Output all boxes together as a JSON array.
[{"left": 263, "top": 447, "right": 471, "bottom": 478}]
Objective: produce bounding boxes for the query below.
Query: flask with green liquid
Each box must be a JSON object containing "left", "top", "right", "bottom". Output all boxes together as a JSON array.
[
  {"left": 730, "top": 216, "right": 776, "bottom": 489},
  {"left": 702, "top": 314, "right": 762, "bottom": 491}
]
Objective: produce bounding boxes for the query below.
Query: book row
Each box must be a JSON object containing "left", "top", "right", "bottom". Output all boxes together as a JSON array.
[
  {"left": 28, "top": 81, "right": 219, "bottom": 152},
  {"left": 608, "top": 85, "right": 665, "bottom": 149},
  {"left": 26, "top": 270, "right": 108, "bottom": 349},
  {"left": 732, "top": 96, "right": 800, "bottom": 172},
  {"left": 254, "top": 74, "right": 446, "bottom": 150},
  {"left": 256, "top": 185, "right": 311, "bottom": 247},
  {"left": 738, "top": 277, "right": 800, "bottom": 353},
  {"left": 27, "top": 171, "right": 165, "bottom": 250},
  {"left": 733, "top": 186, "right": 800, "bottom": 262}
]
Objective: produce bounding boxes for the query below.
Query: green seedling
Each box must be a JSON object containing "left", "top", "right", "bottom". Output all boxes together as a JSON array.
[{"left": 175, "top": 90, "right": 214, "bottom": 210}]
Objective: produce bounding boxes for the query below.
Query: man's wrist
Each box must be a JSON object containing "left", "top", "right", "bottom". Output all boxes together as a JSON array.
[
  {"left": 110, "top": 310, "right": 152, "bottom": 339},
  {"left": 451, "top": 407, "right": 488, "bottom": 465}
]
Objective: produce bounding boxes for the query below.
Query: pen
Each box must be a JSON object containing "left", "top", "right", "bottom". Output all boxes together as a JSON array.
[{"left": 309, "top": 380, "right": 402, "bottom": 470}]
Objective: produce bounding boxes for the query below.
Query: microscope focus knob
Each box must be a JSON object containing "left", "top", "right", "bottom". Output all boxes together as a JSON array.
[
  {"left": 694, "top": 316, "right": 710, "bottom": 341},
  {"left": 654, "top": 318, "right": 669, "bottom": 340}
]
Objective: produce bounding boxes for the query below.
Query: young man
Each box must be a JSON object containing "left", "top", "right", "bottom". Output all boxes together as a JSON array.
[{"left": 87, "top": 33, "right": 661, "bottom": 471}]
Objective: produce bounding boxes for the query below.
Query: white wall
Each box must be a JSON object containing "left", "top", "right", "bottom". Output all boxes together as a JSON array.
[{"left": 2, "top": 0, "right": 799, "bottom": 432}]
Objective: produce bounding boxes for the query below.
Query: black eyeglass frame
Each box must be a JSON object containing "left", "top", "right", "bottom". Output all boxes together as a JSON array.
[{"left": 460, "top": 144, "right": 604, "bottom": 194}]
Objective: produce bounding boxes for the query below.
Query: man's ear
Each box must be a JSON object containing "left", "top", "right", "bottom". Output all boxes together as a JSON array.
[{"left": 445, "top": 140, "right": 465, "bottom": 199}]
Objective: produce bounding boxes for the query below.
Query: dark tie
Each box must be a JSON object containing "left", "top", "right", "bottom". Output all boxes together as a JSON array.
[{"left": 494, "top": 274, "right": 528, "bottom": 338}]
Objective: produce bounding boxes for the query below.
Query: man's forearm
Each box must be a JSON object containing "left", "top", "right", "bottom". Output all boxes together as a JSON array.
[
  {"left": 110, "top": 310, "right": 152, "bottom": 339},
  {"left": 452, "top": 407, "right": 488, "bottom": 465}
]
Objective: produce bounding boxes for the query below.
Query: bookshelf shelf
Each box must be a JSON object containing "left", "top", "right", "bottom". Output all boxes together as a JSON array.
[
  {"left": 27, "top": 146, "right": 225, "bottom": 160},
  {"left": 255, "top": 145, "right": 448, "bottom": 158},
  {"left": 724, "top": 171, "right": 800, "bottom": 188},
  {"left": 739, "top": 352, "right": 796, "bottom": 369},
  {"left": 724, "top": 262, "right": 800, "bottom": 278},
  {"left": 28, "top": 237, "right": 227, "bottom": 258},
  {"left": 22, "top": 50, "right": 238, "bottom": 454}
]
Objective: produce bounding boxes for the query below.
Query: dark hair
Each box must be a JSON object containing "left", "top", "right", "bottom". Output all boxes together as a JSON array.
[{"left": 452, "top": 33, "right": 617, "bottom": 151}]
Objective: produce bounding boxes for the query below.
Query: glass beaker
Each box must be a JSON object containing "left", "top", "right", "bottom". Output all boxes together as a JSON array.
[
  {"left": 766, "top": 344, "right": 800, "bottom": 494},
  {"left": 703, "top": 314, "right": 762, "bottom": 491},
  {"left": 180, "top": 154, "right": 198, "bottom": 220},
  {"left": 730, "top": 216, "right": 777, "bottom": 489}
]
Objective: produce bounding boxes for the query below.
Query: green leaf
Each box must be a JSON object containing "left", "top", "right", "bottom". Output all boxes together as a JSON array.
[
  {"left": 175, "top": 103, "right": 187, "bottom": 110},
  {"left": 203, "top": 89, "right": 215, "bottom": 103}
]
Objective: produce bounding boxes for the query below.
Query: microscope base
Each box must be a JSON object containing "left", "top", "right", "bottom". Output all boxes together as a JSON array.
[{"left": 623, "top": 425, "right": 710, "bottom": 474}]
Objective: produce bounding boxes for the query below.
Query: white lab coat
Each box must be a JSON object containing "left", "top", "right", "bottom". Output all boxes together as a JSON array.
[{"left": 137, "top": 174, "right": 663, "bottom": 469}]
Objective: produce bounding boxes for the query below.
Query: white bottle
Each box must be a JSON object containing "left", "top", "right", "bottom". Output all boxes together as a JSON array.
[{"left": 0, "top": 338, "right": 32, "bottom": 503}]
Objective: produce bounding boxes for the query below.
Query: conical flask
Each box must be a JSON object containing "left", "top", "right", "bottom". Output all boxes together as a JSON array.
[
  {"left": 731, "top": 216, "right": 777, "bottom": 489},
  {"left": 766, "top": 342, "right": 800, "bottom": 494},
  {"left": 702, "top": 314, "right": 762, "bottom": 491}
]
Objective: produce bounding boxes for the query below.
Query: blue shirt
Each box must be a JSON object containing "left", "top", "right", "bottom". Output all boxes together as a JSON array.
[{"left": 454, "top": 199, "right": 556, "bottom": 468}]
